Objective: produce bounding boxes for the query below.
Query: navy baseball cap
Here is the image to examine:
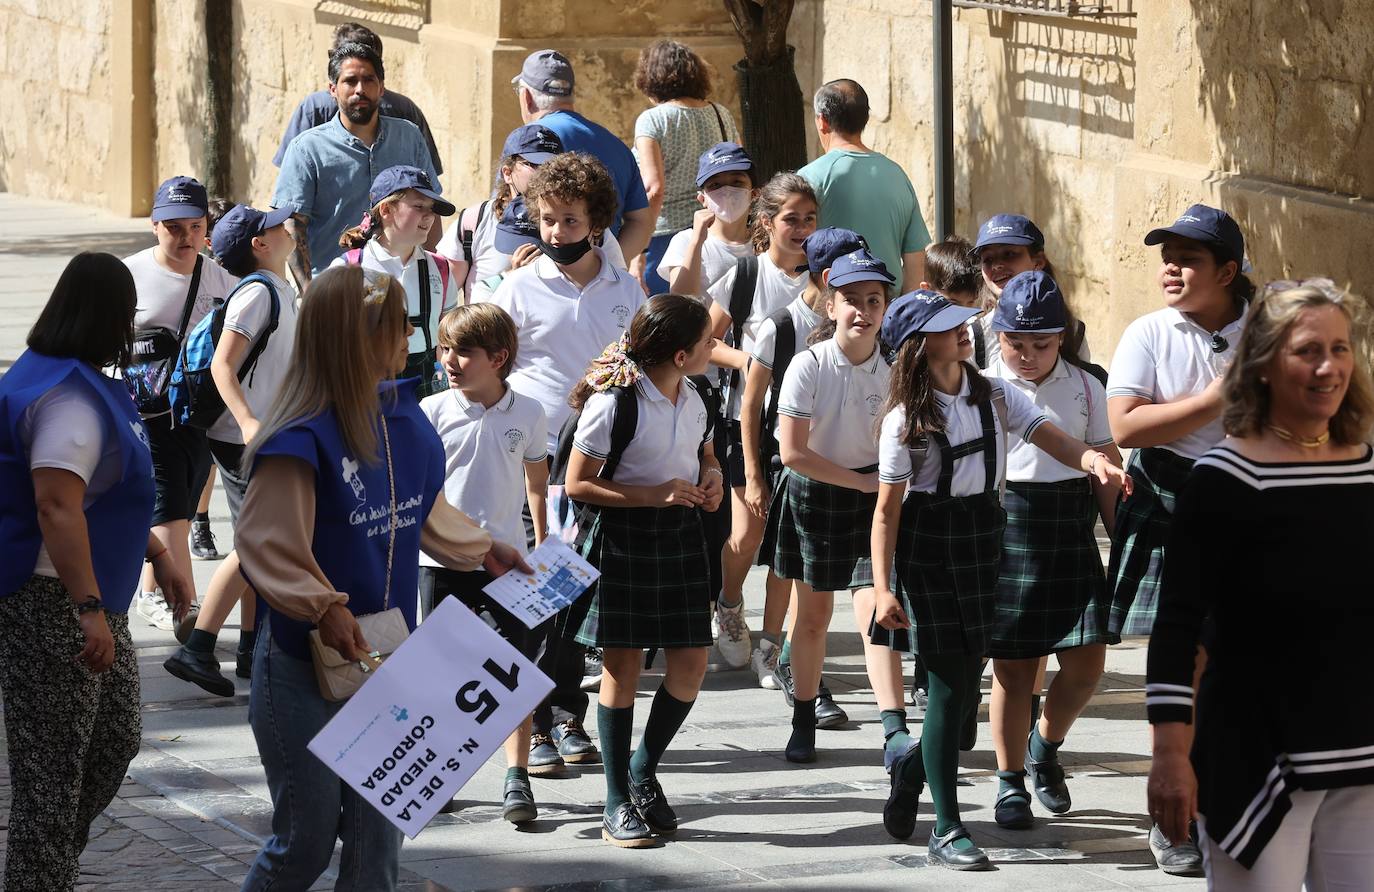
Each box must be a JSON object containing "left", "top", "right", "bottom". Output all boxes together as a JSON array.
[
  {"left": 992, "top": 271, "right": 1067, "bottom": 333},
  {"left": 973, "top": 214, "right": 1045, "bottom": 253},
  {"left": 502, "top": 124, "right": 563, "bottom": 165},
  {"left": 369, "top": 165, "right": 455, "bottom": 217},
  {"left": 827, "top": 248, "right": 896, "bottom": 288},
  {"left": 494, "top": 196, "right": 540, "bottom": 254},
  {"left": 695, "top": 142, "right": 754, "bottom": 188},
  {"left": 880, "top": 290, "right": 982, "bottom": 363},
  {"left": 1144, "top": 203, "right": 1245, "bottom": 263},
  {"left": 512, "top": 49, "right": 575, "bottom": 97},
  {"left": 151, "top": 176, "right": 209, "bottom": 222},
  {"left": 800, "top": 227, "right": 868, "bottom": 275},
  {"left": 211, "top": 204, "right": 295, "bottom": 266}
]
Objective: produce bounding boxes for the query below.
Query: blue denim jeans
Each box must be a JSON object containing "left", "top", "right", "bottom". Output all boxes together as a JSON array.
[{"left": 241, "top": 617, "right": 403, "bottom": 891}]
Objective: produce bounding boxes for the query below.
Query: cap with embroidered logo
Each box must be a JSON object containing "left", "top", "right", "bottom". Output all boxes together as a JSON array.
[
  {"left": 512, "top": 49, "right": 575, "bottom": 97},
  {"left": 827, "top": 248, "right": 896, "bottom": 288},
  {"left": 800, "top": 227, "right": 868, "bottom": 276},
  {"left": 494, "top": 195, "right": 541, "bottom": 254},
  {"left": 991, "top": 270, "right": 1067, "bottom": 333},
  {"left": 973, "top": 214, "right": 1045, "bottom": 253},
  {"left": 695, "top": 142, "right": 754, "bottom": 188},
  {"left": 211, "top": 204, "right": 296, "bottom": 268},
  {"left": 151, "top": 176, "right": 209, "bottom": 223},
  {"left": 1143, "top": 203, "right": 1245, "bottom": 264},
  {"left": 502, "top": 124, "right": 564, "bottom": 166},
  {"left": 880, "top": 289, "right": 982, "bottom": 363},
  {"left": 368, "top": 165, "right": 455, "bottom": 217}
]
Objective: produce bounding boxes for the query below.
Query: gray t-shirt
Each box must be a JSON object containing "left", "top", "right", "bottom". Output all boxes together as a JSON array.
[{"left": 634, "top": 102, "right": 741, "bottom": 235}]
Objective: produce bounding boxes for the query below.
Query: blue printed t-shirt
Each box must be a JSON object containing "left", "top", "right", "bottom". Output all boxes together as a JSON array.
[
  {"left": 272, "top": 89, "right": 442, "bottom": 174},
  {"left": 251, "top": 381, "right": 445, "bottom": 659},
  {"left": 797, "top": 149, "right": 931, "bottom": 280},
  {"left": 272, "top": 114, "right": 441, "bottom": 273},
  {"left": 537, "top": 109, "right": 649, "bottom": 237}
]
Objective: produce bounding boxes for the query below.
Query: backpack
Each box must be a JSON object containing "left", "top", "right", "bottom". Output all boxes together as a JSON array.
[
  {"left": 757, "top": 304, "right": 797, "bottom": 471},
  {"left": 342, "top": 247, "right": 452, "bottom": 357},
  {"left": 908, "top": 383, "right": 1011, "bottom": 503},
  {"left": 123, "top": 256, "right": 203, "bottom": 416},
  {"left": 169, "top": 272, "right": 280, "bottom": 430},
  {"left": 458, "top": 201, "right": 490, "bottom": 265}
]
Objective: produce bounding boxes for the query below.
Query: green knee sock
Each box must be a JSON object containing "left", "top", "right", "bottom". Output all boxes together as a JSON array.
[
  {"left": 881, "top": 708, "right": 912, "bottom": 754},
  {"left": 779, "top": 637, "right": 792, "bottom": 666},
  {"left": 505, "top": 766, "right": 529, "bottom": 784},
  {"left": 629, "top": 686, "right": 696, "bottom": 781},
  {"left": 597, "top": 703, "right": 635, "bottom": 815},
  {"left": 1029, "top": 723, "right": 1063, "bottom": 762},
  {"left": 997, "top": 769, "right": 1027, "bottom": 797},
  {"left": 921, "top": 653, "right": 983, "bottom": 847}
]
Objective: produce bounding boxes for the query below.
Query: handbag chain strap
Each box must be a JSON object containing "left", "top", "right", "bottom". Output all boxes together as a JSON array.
[{"left": 380, "top": 415, "right": 396, "bottom": 610}]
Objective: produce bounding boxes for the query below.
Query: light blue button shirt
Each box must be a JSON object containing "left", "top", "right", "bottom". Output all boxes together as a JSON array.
[{"left": 272, "top": 113, "right": 439, "bottom": 273}]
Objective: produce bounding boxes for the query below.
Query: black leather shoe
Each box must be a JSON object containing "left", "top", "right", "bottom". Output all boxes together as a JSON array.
[
  {"left": 773, "top": 661, "right": 796, "bottom": 707},
  {"left": 1149, "top": 822, "right": 1204, "bottom": 876},
  {"left": 882, "top": 741, "right": 923, "bottom": 840},
  {"left": 994, "top": 787, "right": 1034, "bottom": 829},
  {"left": 553, "top": 719, "right": 600, "bottom": 764},
  {"left": 629, "top": 773, "right": 678, "bottom": 835},
  {"left": 528, "top": 733, "right": 566, "bottom": 777},
  {"left": 1024, "top": 746, "right": 1072, "bottom": 814},
  {"left": 927, "top": 824, "right": 991, "bottom": 870},
  {"left": 502, "top": 776, "right": 537, "bottom": 824},
  {"left": 814, "top": 683, "right": 848, "bottom": 729},
  {"left": 235, "top": 648, "right": 253, "bottom": 679},
  {"left": 163, "top": 646, "right": 235, "bottom": 697},
  {"left": 602, "top": 801, "right": 657, "bottom": 848}
]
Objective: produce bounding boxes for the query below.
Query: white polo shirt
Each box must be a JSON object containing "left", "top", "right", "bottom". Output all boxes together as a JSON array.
[
  {"left": 419, "top": 384, "right": 547, "bottom": 562},
  {"left": 750, "top": 296, "right": 823, "bottom": 370},
  {"left": 708, "top": 253, "right": 807, "bottom": 420},
  {"left": 657, "top": 229, "right": 754, "bottom": 291},
  {"left": 328, "top": 240, "right": 458, "bottom": 355},
  {"left": 492, "top": 248, "right": 646, "bottom": 449},
  {"left": 778, "top": 338, "right": 889, "bottom": 470},
  {"left": 987, "top": 356, "right": 1113, "bottom": 483},
  {"left": 1106, "top": 304, "right": 1247, "bottom": 461},
  {"left": 573, "top": 376, "right": 711, "bottom": 487},
  {"left": 206, "top": 272, "right": 299, "bottom": 445},
  {"left": 879, "top": 376, "right": 1048, "bottom": 496},
  {"left": 126, "top": 248, "right": 240, "bottom": 335}
]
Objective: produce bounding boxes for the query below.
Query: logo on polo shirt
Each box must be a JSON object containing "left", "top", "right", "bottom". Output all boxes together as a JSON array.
[
  {"left": 611, "top": 304, "right": 631, "bottom": 327},
  {"left": 697, "top": 409, "right": 708, "bottom": 429},
  {"left": 503, "top": 428, "right": 525, "bottom": 454},
  {"left": 865, "top": 393, "right": 881, "bottom": 415},
  {"left": 341, "top": 456, "right": 366, "bottom": 503},
  {"left": 130, "top": 420, "right": 150, "bottom": 449}
]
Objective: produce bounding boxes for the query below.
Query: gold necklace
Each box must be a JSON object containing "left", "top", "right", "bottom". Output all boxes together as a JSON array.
[{"left": 1267, "top": 424, "right": 1330, "bottom": 448}]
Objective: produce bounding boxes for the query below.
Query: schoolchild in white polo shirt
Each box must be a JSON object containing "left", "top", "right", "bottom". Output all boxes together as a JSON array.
[
  {"left": 418, "top": 303, "right": 549, "bottom": 826},
  {"left": 760, "top": 247, "right": 896, "bottom": 765},
  {"left": 657, "top": 142, "right": 758, "bottom": 295},
  {"left": 982, "top": 271, "right": 1125, "bottom": 832},
  {"left": 492, "top": 151, "right": 647, "bottom": 775},
  {"left": 869, "top": 291, "right": 1130, "bottom": 869},
  {"left": 560, "top": 295, "right": 723, "bottom": 848},
  {"left": 333, "top": 165, "right": 460, "bottom": 398}
]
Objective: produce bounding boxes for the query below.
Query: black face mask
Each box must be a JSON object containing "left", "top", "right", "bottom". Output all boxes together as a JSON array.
[{"left": 538, "top": 236, "right": 593, "bottom": 266}]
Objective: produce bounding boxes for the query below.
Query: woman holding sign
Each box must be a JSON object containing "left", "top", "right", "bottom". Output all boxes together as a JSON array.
[{"left": 233, "top": 266, "right": 527, "bottom": 892}]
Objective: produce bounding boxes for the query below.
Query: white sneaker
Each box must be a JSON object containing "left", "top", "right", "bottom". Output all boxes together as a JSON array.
[
  {"left": 713, "top": 599, "right": 751, "bottom": 669},
  {"left": 751, "top": 639, "right": 780, "bottom": 689},
  {"left": 135, "top": 590, "right": 175, "bottom": 632}
]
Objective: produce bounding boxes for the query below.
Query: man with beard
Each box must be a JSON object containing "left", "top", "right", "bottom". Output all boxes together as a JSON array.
[{"left": 272, "top": 42, "right": 441, "bottom": 285}]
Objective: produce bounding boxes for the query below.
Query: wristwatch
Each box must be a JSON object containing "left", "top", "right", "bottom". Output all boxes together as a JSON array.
[{"left": 74, "top": 597, "right": 103, "bottom": 614}]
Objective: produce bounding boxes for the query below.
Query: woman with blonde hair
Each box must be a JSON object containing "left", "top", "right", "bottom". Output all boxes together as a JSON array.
[
  {"left": 234, "top": 265, "right": 527, "bottom": 891},
  {"left": 1147, "top": 280, "right": 1374, "bottom": 889}
]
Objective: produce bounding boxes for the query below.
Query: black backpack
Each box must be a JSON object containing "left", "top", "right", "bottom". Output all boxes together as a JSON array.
[{"left": 758, "top": 304, "right": 798, "bottom": 471}]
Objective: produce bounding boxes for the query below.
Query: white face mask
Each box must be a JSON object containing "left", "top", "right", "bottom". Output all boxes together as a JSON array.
[{"left": 702, "top": 186, "right": 752, "bottom": 224}]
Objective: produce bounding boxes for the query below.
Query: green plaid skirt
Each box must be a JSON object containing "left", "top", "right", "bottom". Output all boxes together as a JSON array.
[
  {"left": 761, "top": 467, "right": 878, "bottom": 592},
  {"left": 1105, "top": 447, "right": 1195, "bottom": 637},
  {"left": 870, "top": 490, "right": 1006, "bottom": 656},
  {"left": 990, "top": 479, "right": 1114, "bottom": 659},
  {"left": 561, "top": 505, "right": 713, "bottom": 649}
]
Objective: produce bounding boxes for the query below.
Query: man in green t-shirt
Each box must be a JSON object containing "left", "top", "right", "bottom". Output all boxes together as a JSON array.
[{"left": 798, "top": 79, "right": 929, "bottom": 291}]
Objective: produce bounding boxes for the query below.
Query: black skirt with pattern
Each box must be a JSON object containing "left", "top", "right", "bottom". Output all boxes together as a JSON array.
[
  {"left": 761, "top": 467, "right": 878, "bottom": 592},
  {"left": 1105, "top": 447, "right": 1195, "bottom": 637}
]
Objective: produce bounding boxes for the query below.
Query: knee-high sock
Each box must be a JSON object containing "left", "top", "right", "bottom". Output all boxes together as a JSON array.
[
  {"left": 921, "top": 653, "right": 982, "bottom": 838},
  {"left": 598, "top": 703, "right": 635, "bottom": 814},
  {"left": 630, "top": 686, "right": 695, "bottom": 781}
]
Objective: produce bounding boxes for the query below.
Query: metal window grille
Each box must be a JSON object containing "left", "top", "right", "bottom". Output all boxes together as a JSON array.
[
  {"left": 316, "top": 0, "right": 430, "bottom": 31},
  {"left": 951, "top": 1, "right": 1136, "bottom": 17}
]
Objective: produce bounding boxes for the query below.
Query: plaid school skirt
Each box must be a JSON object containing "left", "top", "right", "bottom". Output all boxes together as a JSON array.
[
  {"left": 760, "top": 467, "right": 878, "bottom": 592},
  {"left": 989, "top": 479, "right": 1114, "bottom": 659},
  {"left": 1105, "top": 447, "right": 1195, "bottom": 637},
  {"left": 870, "top": 490, "right": 1006, "bottom": 656},
  {"left": 560, "top": 504, "right": 713, "bottom": 649}
]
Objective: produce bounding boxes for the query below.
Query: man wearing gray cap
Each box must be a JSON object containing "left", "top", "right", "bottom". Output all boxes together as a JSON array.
[{"left": 512, "top": 50, "right": 653, "bottom": 263}]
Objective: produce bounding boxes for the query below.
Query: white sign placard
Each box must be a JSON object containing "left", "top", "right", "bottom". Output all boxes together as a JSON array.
[
  {"left": 307, "top": 596, "right": 554, "bottom": 838},
  {"left": 482, "top": 538, "right": 599, "bottom": 629}
]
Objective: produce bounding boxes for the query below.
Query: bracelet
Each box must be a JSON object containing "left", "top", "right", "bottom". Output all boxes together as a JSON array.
[
  {"left": 1087, "top": 452, "right": 1105, "bottom": 473},
  {"left": 74, "top": 596, "right": 103, "bottom": 614},
  {"left": 703, "top": 467, "right": 723, "bottom": 479}
]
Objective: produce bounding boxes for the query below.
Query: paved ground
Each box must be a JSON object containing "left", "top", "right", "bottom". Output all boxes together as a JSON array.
[{"left": 0, "top": 193, "right": 1201, "bottom": 890}]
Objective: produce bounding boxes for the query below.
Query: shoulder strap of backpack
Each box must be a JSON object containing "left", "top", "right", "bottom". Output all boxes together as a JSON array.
[
  {"left": 686, "top": 375, "right": 718, "bottom": 450},
  {"left": 344, "top": 247, "right": 363, "bottom": 266},
  {"left": 972, "top": 319, "right": 986, "bottom": 368},
  {"left": 234, "top": 274, "right": 281, "bottom": 387},
  {"left": 728, "top": 255, "right": 760, "bottom": 349},
  {"left": 601, "top": 385, "right": 640, "bottom": 482},
  {"left": 426, "top": 250, "right": 452, "bottom": 308},
  {"left": 174, "top": 255, "right": 205, "bottom": 342},
  {"left": 460, "top": 201, "right": 488, "bottom": 265},
  {"left": 763, "top": 308, "right": 797, "bottom": 436},
  {"left": 991, "top": 386, "right": 1010, "bottom": 503}
]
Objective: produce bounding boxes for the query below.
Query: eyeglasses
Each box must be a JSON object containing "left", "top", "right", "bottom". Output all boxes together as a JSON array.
[{"left": 1265, "top": 277, "right": 1345, "bottom": 302}]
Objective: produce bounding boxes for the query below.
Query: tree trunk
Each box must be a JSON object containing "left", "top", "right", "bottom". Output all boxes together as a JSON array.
[
  {"left": 204, "top": 0, "right": 233, "bottom": 199},
  {"left": 724, "top": 0, "right": 808, "bottom": 180}
]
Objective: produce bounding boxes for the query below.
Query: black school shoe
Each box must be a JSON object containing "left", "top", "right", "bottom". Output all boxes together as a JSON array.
[
  {"left": 163, "top": 646, "right": 235, "bottom": 697},
  {"left": 553, "top": 719, "right": 600, "bottom": 764},
  {"left": 628, "top": 773, "right": 678, "bottom": 835},
  {"left": 882, "top": 740, "right": 923, "bottom": 840},
  {"left": 1149, "top": 822, "right": 1204, "bottom": 876},
  {"left": 602, "top": 801, "right": 658, "bottom": 848},
  {"left": 994, "top": 787, "right": 1034, "bottom": 830},
  {"left": 1024, "top": 744, "right": 1072, "bottom": 814},
  {"left": 528, "top": 733, "right": 566, "bottom": 777},
  {"left": 814, "top": 683, "right": 848, "bottom": 729},
  {"left": 502, "top": 775, "right": 537, "bottom": 824},
  {"left": 927, "top": 823, "right": 991, "bottom": 870}
]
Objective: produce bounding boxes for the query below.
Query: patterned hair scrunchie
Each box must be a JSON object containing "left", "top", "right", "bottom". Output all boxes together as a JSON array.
[{"left": 584, "top": 332, "right": 641, "bottom": 392}]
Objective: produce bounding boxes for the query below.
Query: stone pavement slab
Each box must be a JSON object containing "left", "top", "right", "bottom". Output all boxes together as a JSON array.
[{"left": 0, "top": 193, "right": 1203, "bottom": 890}]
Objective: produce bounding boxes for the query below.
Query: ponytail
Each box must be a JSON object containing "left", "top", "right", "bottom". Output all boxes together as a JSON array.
[{"left": 337, "top": 193, "right": 404, "bottom": 250}]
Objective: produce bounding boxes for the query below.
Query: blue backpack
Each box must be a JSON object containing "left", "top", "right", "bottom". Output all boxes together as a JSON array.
[{"left": 169, "top": 272, "right": 280, "bottom": 430}]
